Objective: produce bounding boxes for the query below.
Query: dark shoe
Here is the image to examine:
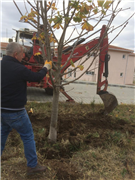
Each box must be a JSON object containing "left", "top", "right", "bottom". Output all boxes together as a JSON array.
[{"left": 27, "top": 163, "right": 47, "bottom": 175}]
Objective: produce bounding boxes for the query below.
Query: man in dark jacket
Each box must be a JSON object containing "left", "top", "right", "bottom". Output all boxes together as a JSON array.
[{"left": 1, "top": 42, "right": 52, "bottom": 175}]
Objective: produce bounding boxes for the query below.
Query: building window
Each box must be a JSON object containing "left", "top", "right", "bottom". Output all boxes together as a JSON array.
[
  {"left": 1, "top": 50, "right": 6, "bottom": 57},
  {"left": 87, "top": 52, "right": 96, "bottom": 57},
  {"left": 74, "top": 70, "right": 76, "bottom": 78},
  {"left": 91, "top": 52, "right": 96, "bottom": 57},
  {"left": 68, "top": 68, "right": 72, "bottom": 77},
  {"left": 120, "top": 73, "right": 123, "bottom": 77},
  {"left": 87, "top": 52, "right": 90, "bottom": 57},
  {"left": 123, "top": 54, "right": 126, "bottom": 59},
  {"left": 86, "top": 71, "right": 94, "bottom": 75}
]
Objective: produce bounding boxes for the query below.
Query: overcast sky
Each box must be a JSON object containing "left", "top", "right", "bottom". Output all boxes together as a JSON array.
[{"left": 0, "top": 0, "right": 135, "bottom": 52}]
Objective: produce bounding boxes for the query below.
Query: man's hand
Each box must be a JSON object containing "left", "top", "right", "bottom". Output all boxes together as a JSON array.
[{"left": 44, "top": 60, "right": 52, "bottom": 70}]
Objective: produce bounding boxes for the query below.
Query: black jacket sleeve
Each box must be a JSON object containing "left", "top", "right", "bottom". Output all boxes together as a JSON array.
[{"left": 21, "top": 65, "right": 48, "bottom": 82}]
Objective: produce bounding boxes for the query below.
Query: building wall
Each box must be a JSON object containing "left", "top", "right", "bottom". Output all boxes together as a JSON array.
[
  {"left": 0, "top": 49, "right": 6, "bottom": 60},
  {"left": 108, "top": 50, "right": 134, "bottom": 85},
  {"left": 66, "top": 55, "right": 99, "bottom": 82},
  {"left": 0, "top": 42, "right": 8, "bottom": 60},
  {"left": 124, "top": 54, "right": 135, "bottom": 85},
  {"left": 133, "top": 55, "right": 135, "bottom": 81},
  {"left": 66, "top": 50, "right": 135, "bottom": 85}
]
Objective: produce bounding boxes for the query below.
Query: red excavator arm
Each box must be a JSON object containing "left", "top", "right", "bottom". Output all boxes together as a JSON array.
[
  {"left": 60, "top": 38, "right": 99, "bottom": 73},
  {"left": 58, "top": 25, "right": 118, "bottom": 113},
  {"left": 97, "top": 25, "right": 118, "bottom": 114},
  {"left": 22, "top": 25, "right": 118, "bottom": 113}
]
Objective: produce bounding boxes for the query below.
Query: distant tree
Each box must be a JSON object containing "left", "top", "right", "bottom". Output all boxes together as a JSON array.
[{"left": 14, "top": 0, "right": 134, "bottom": 143}]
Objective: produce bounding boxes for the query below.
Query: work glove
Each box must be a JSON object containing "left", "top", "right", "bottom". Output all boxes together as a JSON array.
[{"left": 44, "top": 60, "right": 52, "bottom": 70}]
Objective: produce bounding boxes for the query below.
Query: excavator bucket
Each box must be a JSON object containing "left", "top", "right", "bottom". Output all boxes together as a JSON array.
[
  {"left": 99, "top": 91, "right": 118, "bottom": 114},
  {"left": 97, "top": 25, "right": 118, "bottom": 114}
]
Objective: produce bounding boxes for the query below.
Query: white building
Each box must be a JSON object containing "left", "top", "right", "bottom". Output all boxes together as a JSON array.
[
  {"left": 0, "top": 42, "right": 7, "bottom": 60},
  {"left": 65, "top": 45, "right": 135, "bottom": 85}
]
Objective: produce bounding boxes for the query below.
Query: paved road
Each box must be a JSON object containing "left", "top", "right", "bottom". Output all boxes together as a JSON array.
[{"left": 27, "top": 82, "right": 135, "bottom": 105}]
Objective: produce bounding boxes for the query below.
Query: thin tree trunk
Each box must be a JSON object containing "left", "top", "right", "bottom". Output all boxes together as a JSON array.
[{"left": 48, "top": 86, "right": 60, "bottom": 142}]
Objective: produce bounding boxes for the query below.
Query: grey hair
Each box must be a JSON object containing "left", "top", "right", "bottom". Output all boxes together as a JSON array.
[{"left": 6, "top": 42, "right": 22, "bottom": 55}]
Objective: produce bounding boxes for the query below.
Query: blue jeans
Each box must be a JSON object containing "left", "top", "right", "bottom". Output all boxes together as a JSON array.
[{"left": 1, "top": 109, "right": 37, "bottom": 167}]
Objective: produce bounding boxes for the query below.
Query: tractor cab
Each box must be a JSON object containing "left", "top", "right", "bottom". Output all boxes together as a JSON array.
[
  {"left": 14, "top": 28, "right": 43, "bottom": 63},
  {"left": 14, "top": 28, "right": 55, "bottom": 64},
  {"left": 15, "top": 28, "right": 36, "bottom": 47}
]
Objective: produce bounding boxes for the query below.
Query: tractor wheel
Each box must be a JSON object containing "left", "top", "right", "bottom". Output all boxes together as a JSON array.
[{"left": 45, "top": 88, "right": 53, "bottom": 95}]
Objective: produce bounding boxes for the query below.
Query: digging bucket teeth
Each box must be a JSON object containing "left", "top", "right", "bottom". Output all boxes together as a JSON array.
[{"left": 98, "top": 90, "right": 118, "bottom": 114}]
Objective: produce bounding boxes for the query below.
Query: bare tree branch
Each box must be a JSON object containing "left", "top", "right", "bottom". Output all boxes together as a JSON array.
[
  {"left": 26, "top": 0, "right": 37, "bottom": 11},
  {"left": 13, "top": 0, "right": 37, "bottom": 29}
]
